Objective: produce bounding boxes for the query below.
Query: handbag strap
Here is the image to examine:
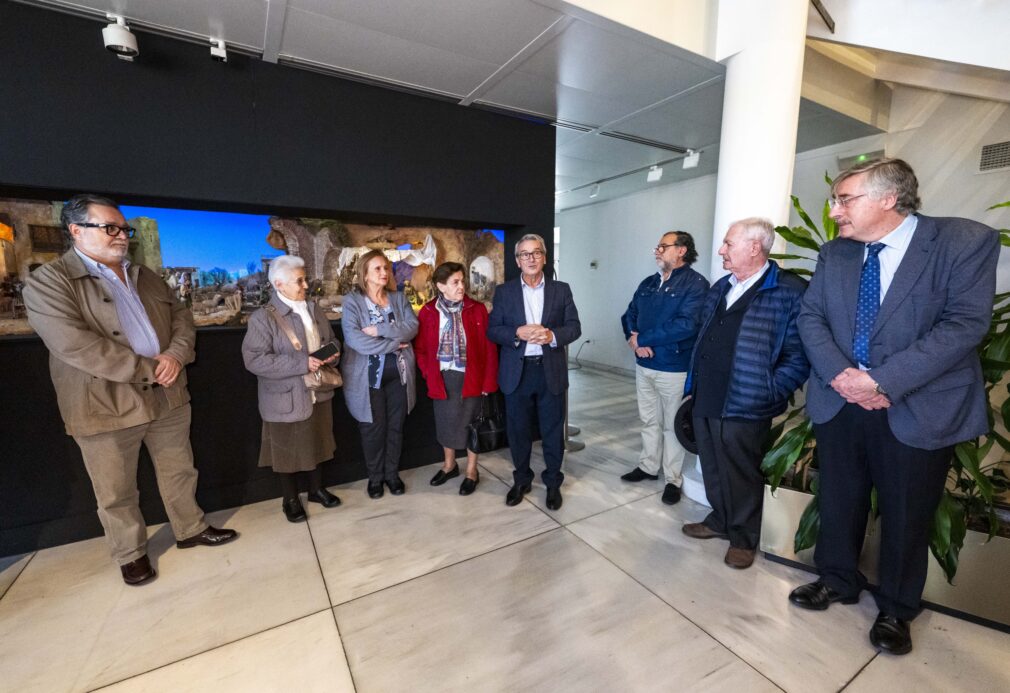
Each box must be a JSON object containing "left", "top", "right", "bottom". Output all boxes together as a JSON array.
[{"left": 266, "top": 304, "right": 303, "bottom": 351}]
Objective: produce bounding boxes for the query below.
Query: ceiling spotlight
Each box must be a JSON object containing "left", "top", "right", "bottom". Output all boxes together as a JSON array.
[
  {"left": 210, "top": 38, "right": 227, "bottom": 63},
  {"left": 102, "top": 14, "right": 138, "bottom": 61},
  {"left": 589, "top": 183, "right": 600, "bottom": 199},
  {"left": 682, "top": 149, "right": 700, "bottom": 169},
  {"left": 646, "top": 165, "right": 663, "bottom": 183}
]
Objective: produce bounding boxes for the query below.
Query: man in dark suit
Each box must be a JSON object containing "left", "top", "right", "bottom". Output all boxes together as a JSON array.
[
  {"left": 790, "top": 158, "right": 999, "bottom": 655},
  {"left": 487, "top": 233, "right": 581, "bottom": 510}
]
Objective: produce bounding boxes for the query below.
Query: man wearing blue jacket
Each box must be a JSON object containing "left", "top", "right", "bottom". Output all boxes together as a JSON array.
[
  {"left": 683, "top": 218, "right": 809, "bottom": 569},
  {"left": 620, "top": 231, "right": 709, "bottom": 504}
]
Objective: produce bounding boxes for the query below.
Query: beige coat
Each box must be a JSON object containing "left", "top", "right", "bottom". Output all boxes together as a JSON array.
[{"left": 23, "top": 250, "right": 195, "bottom": 437}]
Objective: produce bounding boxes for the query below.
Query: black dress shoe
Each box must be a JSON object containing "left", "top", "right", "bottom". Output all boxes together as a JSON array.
[
  {"left": 546, "top": 487, "right": 563, "bottom": 510},
  {"left": 386, "top": 476, "right": 406, "bottom": 495},
  {"left": 621, "top": 467, "right": 659, "bottom": 482},
  {"left": 307, "top": 488, "right": 341, "bottom": 508},
  {"left": 120, "top": 555, "right": 156, "bottom": 585},
  {"left": 505, "top": 482, "right": 532, "bottom": 506},
  {"left": 788, "top": 580, "right": 860, "bottom": 610},
  {"left": 430, "top": 465, "right": 460, "bottom": 486},
  {"left": 869, "top": 612, "right": 912, "bottom": 655},
  {"left": 661, "top": 483, "right": 682, "bottom": 505},
  {"left": 368, "top": 481, "right": 384, "bottom": 499},
  {"left": 283, "top": 497, "right": 307, "bottom": 522},
  {"left": 176, "top": 526, "right": 238, "bottom": 549},
  {"left": 459, "top": 473, "right": 479, "bottom": 496}
]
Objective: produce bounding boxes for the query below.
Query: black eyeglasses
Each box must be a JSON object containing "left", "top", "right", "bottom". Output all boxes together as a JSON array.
[
  {"left": 516, "top": 249, "right": 545, "bottom": 260},
  {"left": 654, "top": 243, "right": 681, "bottom": 253},
  {"left": 76, "top": 222, "right": 136, "bottom": 238}
]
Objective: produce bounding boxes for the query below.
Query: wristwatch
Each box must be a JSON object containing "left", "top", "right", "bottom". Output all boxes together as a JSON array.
[{"left": 873, "top": 381, "right": 887, "bottom": 396}]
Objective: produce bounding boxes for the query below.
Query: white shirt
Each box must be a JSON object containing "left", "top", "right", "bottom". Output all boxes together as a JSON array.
[
  {"left": 725, "top": 261, "right": 770, "bottom": 308},
  {"left": 520, "top": 275, "right": 557, "bottom": 356},
  {"left": 865, "top": 213, "right": 918, "bottom": 303}
]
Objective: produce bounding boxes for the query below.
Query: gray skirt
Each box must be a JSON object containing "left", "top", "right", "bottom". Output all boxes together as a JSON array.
[
  {"left": 259, "top": 399, "right": 336, "bottom": 473},
  {"left": 432, "top": 369, "right": 481, "bottom": 451}
]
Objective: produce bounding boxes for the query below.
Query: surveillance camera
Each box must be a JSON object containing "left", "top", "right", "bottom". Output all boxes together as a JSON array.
[
  {"left": 103, "top": 15, "right": 138, "bottom": 61},
  {"left": 210, "top": 39, "right": 227, "bottom": 63}
]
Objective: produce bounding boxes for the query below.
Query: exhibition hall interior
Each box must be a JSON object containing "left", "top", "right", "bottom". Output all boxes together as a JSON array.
[{"left": 2, "top": 1, "right": 1010, "bottom": 691}]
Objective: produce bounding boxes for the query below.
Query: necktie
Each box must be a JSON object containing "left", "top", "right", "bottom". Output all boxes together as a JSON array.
[{"left": 853, "top": 243, "right": 885, "bottom": 366}]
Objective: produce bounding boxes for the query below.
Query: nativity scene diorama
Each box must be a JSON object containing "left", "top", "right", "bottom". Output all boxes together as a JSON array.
[{"left": 0, "top": 197, "right": 505, "bottom": 336}]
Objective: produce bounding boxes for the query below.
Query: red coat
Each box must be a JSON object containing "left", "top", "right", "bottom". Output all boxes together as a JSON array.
[{"left": 414, "top": 296, "right": 499, "bottom": 399}]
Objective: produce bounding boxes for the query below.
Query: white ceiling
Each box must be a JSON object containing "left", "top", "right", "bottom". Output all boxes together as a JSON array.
[{"left": 17, "top": 0, "right": 881, "bottom": 211}]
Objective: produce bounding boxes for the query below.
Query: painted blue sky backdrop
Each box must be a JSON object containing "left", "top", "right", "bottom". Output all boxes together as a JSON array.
[
  {"left": 120, "top": 204, "right": 505, "bottom": 273},
  {"left": 120, "top": 206, "right": 278, "bottom": 273}
]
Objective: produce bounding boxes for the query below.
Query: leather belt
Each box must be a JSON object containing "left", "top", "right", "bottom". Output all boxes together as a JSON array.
[{"left": 523, "top": 356, "right": 543, "bottom": 364}]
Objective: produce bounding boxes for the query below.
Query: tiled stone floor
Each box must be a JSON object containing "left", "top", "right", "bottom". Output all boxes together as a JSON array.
[{"left": 1, "top": 367, "right": 1007, "bottom": 692}]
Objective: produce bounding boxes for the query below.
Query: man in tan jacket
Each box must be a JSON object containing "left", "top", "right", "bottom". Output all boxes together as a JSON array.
[{"left": 23, "top": 194, "right": 237, "bottom": 585}]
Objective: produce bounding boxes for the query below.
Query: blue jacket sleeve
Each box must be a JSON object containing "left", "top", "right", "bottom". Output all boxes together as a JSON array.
[{"left": 636, "top": 276, "right": 709, "bottom": 348}]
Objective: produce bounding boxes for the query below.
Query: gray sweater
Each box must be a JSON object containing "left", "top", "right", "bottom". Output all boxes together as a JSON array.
[{"left": 339, "top": 289, "right": 419, "bottom": 423}]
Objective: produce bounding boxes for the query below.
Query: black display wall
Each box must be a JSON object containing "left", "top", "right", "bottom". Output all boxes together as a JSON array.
[{"left": 0, "top": 2, "right": 555, "bottom": 555}]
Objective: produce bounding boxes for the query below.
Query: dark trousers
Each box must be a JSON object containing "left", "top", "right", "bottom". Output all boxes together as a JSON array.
[
  {"left": 504, "top": 358, "right": 565, "bottom": 489},
  {"left": 694, "top": 416, "right": 771, "bottom": 550},
  {"left": 814, "top": 404, "right": 951, "bottom": 621},
  {"left": 359, "top": 360, "right": 408, "bottom": 483}
]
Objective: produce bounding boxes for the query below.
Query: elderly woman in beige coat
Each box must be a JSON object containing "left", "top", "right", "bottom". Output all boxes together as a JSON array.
[{"left": 242, "top": 255, "right": 342, "bottom": 522}]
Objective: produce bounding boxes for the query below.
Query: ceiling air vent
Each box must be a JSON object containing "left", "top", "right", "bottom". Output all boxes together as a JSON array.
[{"left": 980, "top": 141, "right": 1010, "bottom": 172}]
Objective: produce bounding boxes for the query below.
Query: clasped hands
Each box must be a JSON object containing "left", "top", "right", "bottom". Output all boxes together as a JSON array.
[
  {"left": 308, "top": 352, "right": 340, "bottom": 373},
  {"left": 517, "top": 323, "right": 554, "bottom": 346},
  {"left": 628, "top": 331, "right": 653, "bottom": 359},
  {"left": 831, "top": 367, "right": 890, "bottom": 410}
]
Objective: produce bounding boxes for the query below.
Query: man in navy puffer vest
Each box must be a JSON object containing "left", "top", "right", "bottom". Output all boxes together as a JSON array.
[{"left": 682, "top": 217, "right": 809, "bottom": 569}]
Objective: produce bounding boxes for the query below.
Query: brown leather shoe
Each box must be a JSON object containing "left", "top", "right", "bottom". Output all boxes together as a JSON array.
[
  {"left": 120, "top": 555, "right": 156, "bottom": 585},
  {"left": 682, "top": 522, "right": 728, "bottom": 540},
  {"left": 725, "top": 546, "right": 756, "bottom": 569},
  {"left": 176, "top": 526, "right": 238, "bottom": 549}
]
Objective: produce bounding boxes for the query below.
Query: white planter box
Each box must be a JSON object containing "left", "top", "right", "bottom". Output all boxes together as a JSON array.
[{"left": 760, "top": 485, "right": 1010, "bottom": 628}]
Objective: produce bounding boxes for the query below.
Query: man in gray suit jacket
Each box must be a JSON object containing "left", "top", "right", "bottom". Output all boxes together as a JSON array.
[{"left": 789, "top": 159, "right": 999, "bottom": 655}]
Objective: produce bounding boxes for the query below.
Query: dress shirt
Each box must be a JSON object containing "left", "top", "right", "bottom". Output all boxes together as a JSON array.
[
  {"left": 74, "top": 248, "right": 161, "bottom": 358},
  {"left": 725, "top": 261, "right": 770, "bottom": 308},
  {"left": 521, "top": 274, "right": 557, "bottom": 356},
  {"left": 865, "top": 213, "right": 918, "bottom": 303}
]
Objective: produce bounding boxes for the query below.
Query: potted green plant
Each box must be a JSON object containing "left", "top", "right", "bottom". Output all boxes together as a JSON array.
[{"left": 760, "top": 182, "right": 1010, "bottom": 625}]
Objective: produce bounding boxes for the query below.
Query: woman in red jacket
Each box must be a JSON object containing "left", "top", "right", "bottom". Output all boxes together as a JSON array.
[{"left": 414, "top": 262, "right": 498, "bottom": 495}]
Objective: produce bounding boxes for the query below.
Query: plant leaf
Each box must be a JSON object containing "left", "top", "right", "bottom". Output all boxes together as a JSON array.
[
  {"left": 987, "top": 200, "right": 1010, "bottom": 211},
  {"left": 794, "top": 487, "right": 820, "bottom": 553},
  {"left": 954, "top": 441, "right": 995, "bottom": 503},
  {"left": 761, "top": 418, "right": 813, "bottom": 491},
  {"left": 790, "top": 195, "right": 822, "bottom": 240},
  {"left": 775, "top": 225, "right": 821, "bottom": 253}
]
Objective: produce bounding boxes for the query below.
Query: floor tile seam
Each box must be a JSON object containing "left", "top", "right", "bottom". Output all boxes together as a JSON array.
[
  {"left": 305, "top": 514, "right": 359, "bottom": 692},
  {"left": 83, "top": 607, "right": 340, "bottom": 692},
  {"left": 551, "top": 489, "right": 662, "bottom": 527},
  {"left": 559, "top": 525, "right": 787, "bottom": 692},
  {"left": 837, "top": 652, "right": 879, "bottom": 691},
  {"left": 0, "top": 552, "right": 36, "bottom": 602},
  {"left": 328, "top": 525, "right": 564, "bottom": 610}
]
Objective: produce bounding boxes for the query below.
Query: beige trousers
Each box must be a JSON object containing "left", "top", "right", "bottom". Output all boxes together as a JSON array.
[
  {"left": 74, "top": 400, "right": 207, "bottom": 565},
  {"left": 635, "top": 365, "right": 688, "bottom": 486}
]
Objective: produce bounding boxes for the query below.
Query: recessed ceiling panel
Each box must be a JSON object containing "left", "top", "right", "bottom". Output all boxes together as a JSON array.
[
  {"left": 289, "top": 0, "right": 562, "bottom": 65},
  {"left": 282, "top": 5, "right": 501, "bottom": 95},
  {"left": 796, "top": 98, "right": 883, "bottom": 152},
  {"left": 613, "top": 79, "right": 725, "bottom": 148},
  {"left": 480, "top": 77, "right": 632, "bottom": 125},
  {"left": 559, "top": 133, "right": 679, "bottom": 170}
]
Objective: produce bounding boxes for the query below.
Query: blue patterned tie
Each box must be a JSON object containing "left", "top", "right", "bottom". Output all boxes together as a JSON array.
[{"left": 853, "top": 243, "right": 885, "bottom": 366}]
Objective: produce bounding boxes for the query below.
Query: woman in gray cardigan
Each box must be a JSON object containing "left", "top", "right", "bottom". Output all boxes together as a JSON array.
[
  {"left": 341, "top": 249, "right": 418, "bottom": 499},
  {"left": 242, "top": 255, "right": 342, "bottom": 522}
]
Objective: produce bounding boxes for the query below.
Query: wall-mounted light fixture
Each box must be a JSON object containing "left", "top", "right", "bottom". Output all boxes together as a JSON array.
[
  {"left": 682, "top": 150, "right": 700, "bottom": 169},
  {"left": 210, "top": 38, "right": 228, "bottom": 62},
  {"left": 102, "top": 14, "right": 139, "bottom": 61},
  {"left": 589, "top": 183, "right": 600, "bottom": 198},
  {"left": 646, "top": 165, "right": 663, "bottom": 183}
]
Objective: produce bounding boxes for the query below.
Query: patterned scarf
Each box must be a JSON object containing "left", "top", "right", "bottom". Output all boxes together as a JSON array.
[{"left": 436, "top": 295, "right": 466, "bottom": 369}]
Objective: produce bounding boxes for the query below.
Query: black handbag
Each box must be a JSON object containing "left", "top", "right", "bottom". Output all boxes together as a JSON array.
[{"left": 467, "top": 392, "right": 508, "bottom": 453}]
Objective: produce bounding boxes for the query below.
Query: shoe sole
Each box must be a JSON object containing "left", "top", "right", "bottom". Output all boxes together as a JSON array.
[
  {"left": 788, "top": 594, "right": 861, "bottom": 611},
  {"left": 870, "top": 635, "right": 912, "bottom": 656},
  {"left": 176, "top": 533, "right": 238, "bottom": 549},
  {"left": 505, "top": 486, "right": 532, "bottom": 506},
  {"left": 123, "top": 571, "right": 157, "bottom": 585}
]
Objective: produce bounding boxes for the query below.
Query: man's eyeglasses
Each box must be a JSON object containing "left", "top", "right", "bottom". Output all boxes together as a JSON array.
[
  {"left": 828, "top": 194, "right": 866, "bottom": 209},
  {"left": 76, "top": 222, "right": 137, "bottom": 238},
  {"left": 654, "top": 243, "right": 681, "bottom": 253},
  {"left": 516, "top": 249, "right": 545, "bottom": 260}
]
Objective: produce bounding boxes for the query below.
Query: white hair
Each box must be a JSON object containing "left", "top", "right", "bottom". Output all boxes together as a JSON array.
[
  {"left": 732, "top": 217, "right": 775, "bottom": 254},
  {"left": 514, "top": 233, "right": 547, "bottom": 257},
  {"left": 268, "top": 254, "right": 305, "bottom": 285}
]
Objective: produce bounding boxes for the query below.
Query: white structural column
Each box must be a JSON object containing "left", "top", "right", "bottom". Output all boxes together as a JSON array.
[
  {"left": 682, "top": 0, "right": 809, "bottom": 508},
  {"left": 708, "top": 0, "right": 809, "bottom": 277}
]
